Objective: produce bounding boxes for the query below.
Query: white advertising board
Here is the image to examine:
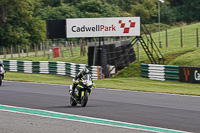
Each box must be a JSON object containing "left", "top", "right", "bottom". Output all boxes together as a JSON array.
[{"left": 66, "top": 17, "right": 140, "bottom": 38}]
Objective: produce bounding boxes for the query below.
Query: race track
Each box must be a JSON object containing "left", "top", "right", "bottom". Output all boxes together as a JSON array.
[{"left": 0, "top": 81, "right": 199, "bottom": 133}]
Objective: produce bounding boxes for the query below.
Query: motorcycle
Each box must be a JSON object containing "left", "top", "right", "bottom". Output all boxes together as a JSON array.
[
  {"left": 0, "top": 66, "right": 5, "bottom": 86},
  {"left": 69, "top": 74, "right": 95, "bottom": 107}
]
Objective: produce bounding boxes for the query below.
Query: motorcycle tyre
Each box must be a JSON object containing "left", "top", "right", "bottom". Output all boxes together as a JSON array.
[
  {"left": 70, "top": 96, "right": 77, "bottom": 106},
  {"left": 81, "top": 91, "right": 88, "bottom": 107},
  {"left": 0, "top": 76, "right": 2, "bottom": 86}
]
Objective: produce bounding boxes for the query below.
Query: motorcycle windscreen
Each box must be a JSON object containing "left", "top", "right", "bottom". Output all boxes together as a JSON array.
[{"left": 83, "top": 74, "right": 90, "bottom": 80}]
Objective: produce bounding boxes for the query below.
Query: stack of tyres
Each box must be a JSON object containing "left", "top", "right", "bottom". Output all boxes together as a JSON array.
[
  {"left": 129, "top": 47, "right": 136, "bottom": 63},
  {"left": 101, "top": 49, "right": 108, "bottom": 77},
  {"left": 109, "top": 44, "right": 116, "bottom": 65},
  {"left": 122, "top": 44, "right": 130, "bottom": 67},
  {"left": 95, "top": 48, "right": 102, "bottom": 66},
  {"left": 104, "top": 45, "right": 111, "bottom": 65},
  {"left": 115, "top": 46, "right": 125, "bottom": 70},
  {"left": 88, "top": 46, "right": 94, "bottom": 66}
]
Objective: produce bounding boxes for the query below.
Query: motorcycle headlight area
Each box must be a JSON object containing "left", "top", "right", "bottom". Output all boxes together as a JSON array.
[{"left": 84, "top": 81, "right": 93, "bottom": 86}]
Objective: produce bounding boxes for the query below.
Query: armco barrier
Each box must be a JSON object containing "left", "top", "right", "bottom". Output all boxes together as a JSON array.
[
  {"left": 2, "top": 60, "right": 102, "bottom": 80},
  {"left": 141, "top": 63, "right": 179, "bottom": 81}
]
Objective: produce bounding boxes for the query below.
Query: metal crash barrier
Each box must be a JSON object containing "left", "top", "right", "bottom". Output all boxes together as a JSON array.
[{"left": 141, "top": 63, "right": 200, "bottom": 83}]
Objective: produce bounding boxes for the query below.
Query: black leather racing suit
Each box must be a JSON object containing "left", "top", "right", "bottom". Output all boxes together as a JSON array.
[{"left": 71, "top": 70, "right": 88, "bottom": 97}]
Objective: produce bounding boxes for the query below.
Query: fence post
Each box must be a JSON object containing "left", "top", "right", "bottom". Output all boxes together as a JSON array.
[
  {"left": 11, "top": 45, "right": 13, "bottom": 58},
  {"left": 59, "top": 43, "right": 64, "bottom": 58},
  {"left": 166, "top": 30, "right": 168, "bottom": 47},
  {"left": 26, "top": 44, "right": 29, "bottom": 57},
  {"left": 42, "top": 42, "right": 46, "bottom": 57},
  {"left": 18, "top": 45, "right": 21, "bottom": 58},
  {"left": 74, "top": 41, "right": 77, "bottom": 48},
  {"left": 93, "top": 38, "right": 97, "bottom": 66},
  {"left": 70, "top": 41, "right": 74, "bottom": 57},
  {"left": 180, "top": 29, "right": 183, "bottom": 48},
  {"left": 197, "top": 28, "right": 199, "bottom": 47},
  {"left": 3, "top": 47, "right": 6, "bottom": 58},
  {"left": 83, "top": 40, "right": 87, "bottom": 56},
  {"left": 80, "top": 39, "right": 83, "bottom": 56},
  {"left": 34, "top": 44, "right": 37, "bottom": 57}
]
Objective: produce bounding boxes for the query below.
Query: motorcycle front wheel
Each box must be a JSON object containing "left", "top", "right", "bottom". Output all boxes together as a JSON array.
[
  {"left": 81, "top": 91, "right": 88, "bottom": 107},
  {"left": 70, "top": 96, "right": 77, "bottom": 106},
  {"left": 0, "top": 76, "right": 2, "bottom": 86}
]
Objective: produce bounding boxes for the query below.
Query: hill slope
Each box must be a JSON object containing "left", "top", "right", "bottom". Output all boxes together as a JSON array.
[{"left": 115, "top": 22, "right": 200, "bottom": 78}]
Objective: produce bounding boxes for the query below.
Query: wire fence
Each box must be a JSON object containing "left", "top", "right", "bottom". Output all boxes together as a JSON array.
[
  {"left": 0, "top": 40, "right": 88, "bottom": 59},
  {"left": 151, "top": 28, "right": 199, "bottom": 48},
  {"left": 0, "top": 37, "right": 129, "bottom": 59}
]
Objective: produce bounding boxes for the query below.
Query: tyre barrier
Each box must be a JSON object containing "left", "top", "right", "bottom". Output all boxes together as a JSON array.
[
  {"left": 2, "top": 60, "right": 103, "bottom": 80},
  {"left": 88, "top": 46, "right": 95, "bottom": 66},
  {"left": 109, "top": 44, "right": 116, "bottom": 65},
  {"left": 88, "top": 41, "right": 136, "bottom": 74},
  {"left": 141, "top": 63, "right": 179, "bottom": 81}
]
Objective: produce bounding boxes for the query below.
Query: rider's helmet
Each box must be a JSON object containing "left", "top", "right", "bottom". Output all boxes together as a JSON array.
[{"left": 82, "top": 68, "right": 89, "bottom": 75}]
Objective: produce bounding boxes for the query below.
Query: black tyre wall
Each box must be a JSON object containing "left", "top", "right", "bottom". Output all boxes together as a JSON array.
[{"left": 88, "top": 46, "right": 94, "bottom": 66}]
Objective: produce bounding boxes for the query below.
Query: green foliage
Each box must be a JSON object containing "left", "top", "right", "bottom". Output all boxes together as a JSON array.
[
  {"left": 160, "top": 5, "right": 176, "bottom": 25},
  {"left": 77, "top": 0, "right": 122, "bottom": 18},
  {"left": 37, "top": 4, "right": 81, "bottom": 20},
  {"left": 28, "top": 17, "right": 46, "bottom": 44},
  {"left": 168, "top": 0, "right": 200, "bottom": 23},
  {"left": 42, "top": 0, "right": 63, "bottom": 7},
  {"left": 144, "top": 23, "right": 171, "bottom": 33},
  {"left": 131, "top": 0, "right": 158, "bottom": 24},
  {"left": 0, "top": 0, "right": 46, "bottom": 47},
  {"left": 1, "top": 0, "right": 200, "bottom": 48}
]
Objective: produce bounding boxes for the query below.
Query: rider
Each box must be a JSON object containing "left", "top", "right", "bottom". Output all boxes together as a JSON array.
[
  {"left": 71, "top": 68, "right": 90, "bottom": 98},
  {"left": 0, "top": 61, "right": 5, "bottom": 79},
  {"left": 0, "top": 61, "right": 4, "bottom": 67}
]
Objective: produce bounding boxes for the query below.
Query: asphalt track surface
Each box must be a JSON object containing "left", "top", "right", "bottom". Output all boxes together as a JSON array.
[{"left": 0, "top": 81, "right": 200, "bottom": 132}]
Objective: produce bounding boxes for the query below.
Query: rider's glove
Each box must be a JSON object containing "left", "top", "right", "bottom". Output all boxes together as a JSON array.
[
  {"left": 72, "top": 78, "right": 76, "bottom": 83},
  {"left": 93, "top": 83, "right": 95, "bottom": 87}
]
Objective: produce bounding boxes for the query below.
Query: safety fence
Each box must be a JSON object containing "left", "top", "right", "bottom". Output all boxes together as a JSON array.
[
  {"left": 1, "top": 60, "right": 102, "bottom": 80},
  {"left": 140, "top": 63, "right": 179, "bottom": 81},
  {"left": 151, "top": 27, "right": 199, "bottom": 48}
]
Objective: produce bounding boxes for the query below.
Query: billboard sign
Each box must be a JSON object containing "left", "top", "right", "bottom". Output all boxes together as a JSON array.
[
  {"left": 66, "top": 17, "right": 140, "bottom": 38},
  {"left": 179, "top": 66, "right": 200, "bottom": 83},
  {"left": 47, "top": 19, "right": 66, "bottom": 39}
]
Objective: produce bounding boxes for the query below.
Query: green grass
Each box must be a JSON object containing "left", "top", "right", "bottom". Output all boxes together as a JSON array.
[
  {"left": 5, "top": 72, "right": 200, "bottom": 96},
  {"left": 5, "top": 72, "right": 73, "bottom": 85},
  {"left": 2, "top": 47, "right": 88, "bottom": 64},
  {"left": 115, "top": 22, "right": 200, "bottom": 77},
  {"left": 4, "top": 54, "right": 88, "bottom": 64},
  {"left": 96, "top": 77, "right": 200, "bottom": 96}
]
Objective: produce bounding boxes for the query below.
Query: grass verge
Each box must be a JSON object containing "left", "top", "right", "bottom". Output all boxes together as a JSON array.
[{"left": 4, "top": 72, "right": 200, "bottom": 96}]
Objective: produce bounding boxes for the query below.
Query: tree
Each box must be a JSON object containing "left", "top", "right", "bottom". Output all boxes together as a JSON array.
[
  {"left": 167, "top": 0, "right": 200, "bottom": 23},
  {"left": 77, "top": 0, "right": 122, "bottom": 18},
  {"left": 0, "top": 0, "right": 46, "bottom": 47},
  {"left": 160, "top": 5, "right": 176, "bottom": 25},
  {"left": 36, "top": 4, "right": 81, "bottom": 20},
  {"left": 131, "top": 0, "right": 158, "bottom": 24},
  {"left": 42, "top": 0, "right": 63, "bottom": 7}
]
